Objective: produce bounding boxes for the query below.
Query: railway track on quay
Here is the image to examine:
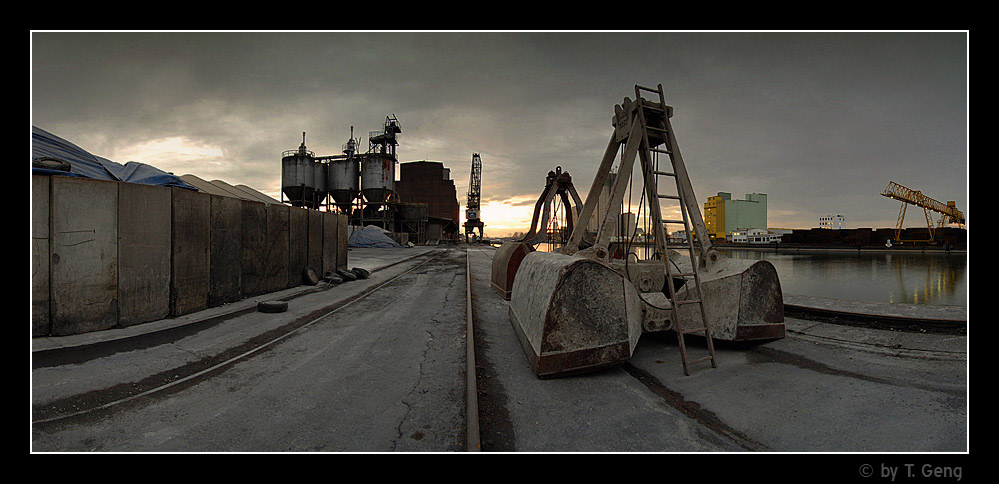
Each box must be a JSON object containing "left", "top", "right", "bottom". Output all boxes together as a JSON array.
[
  {"left": 32, "top": 246, "right": 966, "bottom": 452},
  {"left": 34, "top": 251, "right": 451, "bottom": 427}
]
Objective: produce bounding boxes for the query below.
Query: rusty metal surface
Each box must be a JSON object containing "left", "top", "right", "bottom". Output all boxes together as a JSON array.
[
  {"left": 490, "top": 167, "right": 587, "bottom": 300},
  {"left": 673, "top": 255, "right": 785, "bottom": 341},
  {"left": 490, "top": 241, "right": 533, "bottom": 300},
  {"left": 734, "top": 323, "right": 786, "bottom": 340},
  {"left": 608, "top": 259, "right": 665, "bottom": 293},
  {"left": 503, "top": 85, "right": 788, "bottom": 383},
  {"left": 508, "top": 251, "right": 642, "bottom": 377},
  {"left": 509, "top": 306, "right": 631, "bottom": 378}
]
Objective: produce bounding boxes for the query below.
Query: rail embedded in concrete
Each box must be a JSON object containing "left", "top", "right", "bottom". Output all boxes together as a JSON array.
[
  {"left": 465, "top": 249, "right": 481, "bottom": 452},
  {"left": 32, "top": 249, "right": 448, "bottom": 425}
]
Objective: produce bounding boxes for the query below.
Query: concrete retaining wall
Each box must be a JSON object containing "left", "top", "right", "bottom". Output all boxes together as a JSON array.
[
  {"left": 118, "top": 183, "right": 172, "bottom": 326},
  {"left": 240, "top": 200, "right": 267, "bottom": 297},
  {"left": 31, "top": 175, "right": 349, "bottom": 337},
  {"left": 308, "top": 210, "right": 323, "bottom": 274},
  {"left": 263, "top": 204, "right": 289, "bottom": 293},
  {"left": 288, "top": 207, "right": 308, "bottom": 288},
  {"left": 337, "top": 213, "right": 348, "bottom": 270},
  {"left": 32, "top": 175, "right": 50, "bottom": 337},
  {"left": 209, "top": 195, "right": 242, "bottom": 306},
  {"left": 171, "top": 188, "right": 211, "bottom": 317},
  {"left": 322, "top": 211, "right": 336, "bottom": 275},
  {"left": 49, "top": 176, "right": 119, "bottom": 335}
]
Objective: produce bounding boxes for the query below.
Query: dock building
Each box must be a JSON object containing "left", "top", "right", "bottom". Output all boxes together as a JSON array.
[
  {"left": 394, "top": 160, "right": 460, "bottom": 243},
  {"left": 704, "top": 192, "right": 768, "bottom": 240}
]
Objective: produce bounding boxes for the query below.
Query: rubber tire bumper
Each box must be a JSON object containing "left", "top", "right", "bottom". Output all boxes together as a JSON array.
[{"left": 257, "top": 300, "right": 288, "bottom": 313}]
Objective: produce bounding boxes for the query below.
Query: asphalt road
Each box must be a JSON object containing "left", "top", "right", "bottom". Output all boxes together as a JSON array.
[{"left": 32, "top": 249, "right": 467, "bottom": 452}]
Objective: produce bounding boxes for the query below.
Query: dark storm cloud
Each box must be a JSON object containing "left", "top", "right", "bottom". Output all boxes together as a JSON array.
[{"left": 31, "top": 31, "right": 967, "bottom": 229}]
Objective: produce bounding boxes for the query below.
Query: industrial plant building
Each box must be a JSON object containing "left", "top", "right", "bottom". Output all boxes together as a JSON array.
[
  {"left": 278, "top": 115, "right": 460, "bottom": 245},
  {"left": 394, "top": 161, "right": 460, "bottom": 243},
  {"left": 31, "top": 113, "right": 464, "bottom": 339},
  {"left": 703, "top": 192, "right": 768, "bottom": 241}
]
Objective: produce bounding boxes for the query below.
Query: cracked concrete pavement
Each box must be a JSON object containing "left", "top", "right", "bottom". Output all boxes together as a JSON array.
[
  {"left": 32, "top": 245, "right": 968, "bottom": 452},
  {"left": 467, "top": 245, "right": 967, "bottom": 452},
  {"left": 32, "top": 248, "right": 467, "bottom": 452}
]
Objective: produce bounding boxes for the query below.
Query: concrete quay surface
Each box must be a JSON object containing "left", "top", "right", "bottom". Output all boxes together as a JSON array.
[
  {"left": 466, "top": 245, "right": 966, "bottom": 452},
  {"left": 32, "top": 246, "right": 464, "bottom": 451},
  {"left": 32, "top": 245, "right": 968, "bottom": 452},
  {"left": 783, "top": 294, "right": 967, "bottom": 324}
]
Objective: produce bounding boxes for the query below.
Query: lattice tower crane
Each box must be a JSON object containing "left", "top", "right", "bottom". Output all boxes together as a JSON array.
[{"left": 463, "top": 153, "right": 484, "bottom": 242}]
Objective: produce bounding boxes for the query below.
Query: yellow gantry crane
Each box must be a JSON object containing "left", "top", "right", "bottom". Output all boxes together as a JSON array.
[{"left": 880, "top": 181, "right": 965, "bottom": 245}]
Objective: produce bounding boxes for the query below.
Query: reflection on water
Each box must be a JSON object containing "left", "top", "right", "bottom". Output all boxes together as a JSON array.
[
  {"left": 536, "top": 243, "right": 967, "bottom": 306},
  {"left": 722, "top": 250, "right": 966, "bottom": 307}
]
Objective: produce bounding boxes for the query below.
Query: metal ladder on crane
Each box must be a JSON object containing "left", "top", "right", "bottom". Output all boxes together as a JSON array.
[{"left": 632, "top": 83, "right": 718, "bottom": 376}]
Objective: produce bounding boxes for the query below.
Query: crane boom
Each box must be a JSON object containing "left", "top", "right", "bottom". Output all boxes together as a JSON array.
[
  {"left": 880, "top": 181, "right": 965, "bottom": 225},
  {"left": 467, "top": 153, "right": 481, "bottom": 211},
  {"left": 880, "top": 180, "right": 964, "bottom": 245},
  {"left": 463, "top": 153, "right": 484, "bottom": 242}
]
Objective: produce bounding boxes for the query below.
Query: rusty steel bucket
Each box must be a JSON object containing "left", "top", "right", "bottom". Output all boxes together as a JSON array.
[
  {"left": 491, "top": 166, "right": 586, "bottom": 300},
  {"left": 508, "top": 251, "right": 643, "bottom": 378},
  {"left": 670, "top": 254, "right": 785, "bottom": 341},
  {"left": 491, "top": 241, "right": 535, "bottom": 300}
]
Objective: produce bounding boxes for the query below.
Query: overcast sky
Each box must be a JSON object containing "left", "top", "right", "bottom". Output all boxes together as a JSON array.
[{"left": 31, "top": 31, "right": 968, "bottom": 236}]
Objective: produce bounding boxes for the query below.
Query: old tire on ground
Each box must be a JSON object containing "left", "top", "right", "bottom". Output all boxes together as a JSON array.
[
  {"left": 257, "top": 300, "right": 288, "bottom": 313},
  {"left": 351, "top": 267, "right": 370, "bottom": 279},
  {"left": 303, "top": 267, "right": 319, "bottom": 286},
  {"left": 337, "top": 269, "right": 357, "bottom": 282}
]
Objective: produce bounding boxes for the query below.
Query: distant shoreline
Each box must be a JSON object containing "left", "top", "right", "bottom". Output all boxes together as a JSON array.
[
  {"left": 714, "top": 244, "right": 967, "bottom": 254},
  {"left": 484, "top": 240, "right": 967, "bottom": 255}
]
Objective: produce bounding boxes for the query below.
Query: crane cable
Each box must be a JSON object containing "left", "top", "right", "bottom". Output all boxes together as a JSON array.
[{"left": 622, "top": 152, "right": 686, "bottom": 312}]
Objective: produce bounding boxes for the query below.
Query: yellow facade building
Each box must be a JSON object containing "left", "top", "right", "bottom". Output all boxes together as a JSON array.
[
  {"left": 704, "top": 193, "right": 728, "bottom": 239},
  {"left": 703, "top": 192, "right": 768, "bottom": 240}
]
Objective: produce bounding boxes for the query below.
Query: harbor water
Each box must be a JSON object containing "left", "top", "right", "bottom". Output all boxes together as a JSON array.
[
  {"left": 535, "top": 242, "right": 967, "bottom": 307},
  {"left": 721, "top": 249, "right": 967, "bottom": 307}
]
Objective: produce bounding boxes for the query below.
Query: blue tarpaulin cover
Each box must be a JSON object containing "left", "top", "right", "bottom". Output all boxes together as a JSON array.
[
  {"left": 348, "top": 225, "right": 403, "bottom": 248},
  {"left": 32, "top": 126, "right": 197, "bottom": 190}
]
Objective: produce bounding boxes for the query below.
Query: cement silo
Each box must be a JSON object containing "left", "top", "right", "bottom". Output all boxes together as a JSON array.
[
  {"left": 313, "top": 157, "right": 327, "bottom": 208},
  {"left": 361, "top": 153, "right": 396, "bottom": 203},
  {"left": 329, "top": 158, "right": 359, "bottom": 212},
  {"left": 326, "top": 127, "right": 360, "bottom": 213},
  {"left": 281, "top": 132, "right": 316, "bottom": 207},
  {"left": 361, "top": 115, "right": 402, "bottom": 203}
]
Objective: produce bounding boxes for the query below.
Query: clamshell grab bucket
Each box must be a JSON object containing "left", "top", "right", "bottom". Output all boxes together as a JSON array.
[
  {"left": 671, "top": 255, "right": 785, "bottom": 341},
  {"left": 508, "top": 251, "right": 643, "bottom": 377},
  {"left": 491, "top": 241, "right": 534, "bottom": 300}
]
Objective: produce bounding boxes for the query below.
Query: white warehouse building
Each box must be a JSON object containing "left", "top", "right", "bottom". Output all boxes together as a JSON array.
[
  {"left": 819, "top": 214, "right": 846, "bottom": 229},
  {"left": 729, "top": 228, "right": 782, "bottom": 244}
]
